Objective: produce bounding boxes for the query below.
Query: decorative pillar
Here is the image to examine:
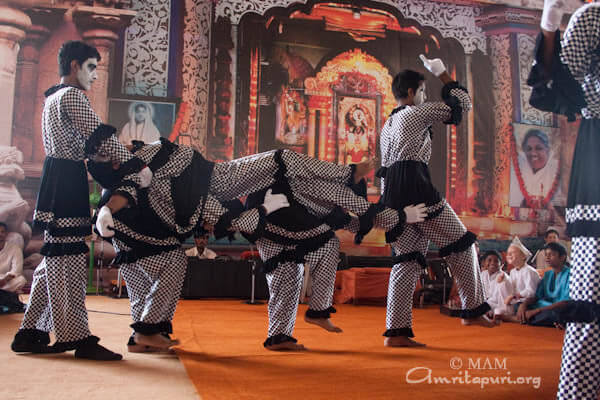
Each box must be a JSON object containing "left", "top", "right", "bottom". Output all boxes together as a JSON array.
[
  {"left": 182, "top": 0, "right": 212, "bottom": 154},
  {"left": 229, "top": 23, "right": 237, "bottom": 156},
  {"left": 13, "top": 7, "right": 65, "bottom": 163},
  {"left": 0, "top": 5, "right": 30, "bottom": 147},
  {"left": 72, "top": 5, "right": 137, "bottom": 121},
  {"left": 307, "top": 108, "right": 316, "bottom": 157},
  {"left": 477, "top": 5, "right": 540, "bottom": 217},
  {"left": 464, "top": 54, "right": 476, "bottom": 210},
  {"left": 210, "top": 17, "right": 234, "bottom": 161},
  {"left": 318, "top": 108, "right": 329, "bottom": 160}
]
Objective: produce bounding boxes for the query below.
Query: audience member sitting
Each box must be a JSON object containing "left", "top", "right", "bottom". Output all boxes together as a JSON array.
[
  {"left": 510, "top": 242, "right": 570, "bottom": 326},
  {"left": 0, "top": 222, "right": 25, "bottom": 293},
  {"left": 498, "top": 236, "right": 540, "bottom": 321},
  {"left": 529, "top": 228, "right": 561, "bottom": 271},
  {"left": 480, "top": 250, "right": 514, "bottom": 322},
  {"left": 185, "top": 231, "right": 217, "bottom": 260}
]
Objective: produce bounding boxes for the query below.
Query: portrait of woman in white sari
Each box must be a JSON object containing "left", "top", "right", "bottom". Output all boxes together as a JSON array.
[{"left": 509, "top": 127, "right": 565, "bottom": 209}]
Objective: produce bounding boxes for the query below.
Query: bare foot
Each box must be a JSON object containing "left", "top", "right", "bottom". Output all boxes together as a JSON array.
[
  {"left": 384, "top": 336, "right": 426, "bottom": 347},
  {"left": 265, "top": 341, "right": 307, "bottom": 351},
  {"left": 134, "top": 333, "right": 175, "bottom": 349},
  {"left": 304, "top": 316, "right": 343, "bottom": 332},
  {"left": 354, "top": 160, "right": 375, "bottom": 183},
  {"left": 461, "top": 315, "right": 496, "bottom": 328}
]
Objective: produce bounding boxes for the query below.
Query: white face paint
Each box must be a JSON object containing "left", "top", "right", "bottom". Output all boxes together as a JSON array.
[
  {"left": 413, "top": 82, "right": 426, "bottom": 105},
  {"left": 76, "top": 58, "right": 98, "bottom": 91}
]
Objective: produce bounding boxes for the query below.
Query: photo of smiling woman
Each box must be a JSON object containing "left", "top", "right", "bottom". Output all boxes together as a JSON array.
[{"left": 509, "top": 125, "right": 566, "bottom": 209}]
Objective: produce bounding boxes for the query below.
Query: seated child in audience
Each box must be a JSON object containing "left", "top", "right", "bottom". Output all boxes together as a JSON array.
[
  {"left": 530, "top": 228, "right": 560, "bottom": 271},
  {"left": 512, "top": 242, "right": 570, "bottom": 326},
  {"left": 480, "top": 250, "right": 514, "bottom": 322}
]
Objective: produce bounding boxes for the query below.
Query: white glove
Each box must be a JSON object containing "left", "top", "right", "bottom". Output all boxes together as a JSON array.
[
  {"left": 541, "top": 0, "right": 564, "bottom": 32},
  {"left": 138, "top": 166, "right": 153, "bottom": 188},
  {"left": 419, "top": 54, "right": 446, "bottom": 77},
  {"left": 262, "top": 188, "right": 290, "bottom": 215},
  {"left": 96, "top": 205, "right": 115, "bottom": 238},
  {"left": 403, "top": 203, "right": 427, "bottom": 224}
]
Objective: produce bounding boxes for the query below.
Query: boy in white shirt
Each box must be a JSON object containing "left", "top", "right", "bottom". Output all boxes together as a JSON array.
[{"left": 480, "top": 250, "right": 514, "bottom": 322}]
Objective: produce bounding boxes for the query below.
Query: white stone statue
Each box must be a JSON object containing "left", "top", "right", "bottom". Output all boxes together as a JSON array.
[{"left": 0, "top": 146, "right": 31, "bottom": 248}]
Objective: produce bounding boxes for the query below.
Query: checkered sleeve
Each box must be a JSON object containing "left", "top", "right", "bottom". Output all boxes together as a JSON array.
[
  {"left": 61, "top": 88, "right": 143, "bottom": 203},
  {"left": 561, "top": 4, "right": 600, "bottom": 82},
  {"left": 60, "top": 88, "right": 102, "bottom": 138},
  {"left": 561, "top": 4, "right": 600, "bottom": 117},
  {"left": 379, "top": 120, "right": 391, "bottom": 194},
  {"left": 413, "top": 87, "right": 471, "bottom": 127},
  {"left": 201, "top": 194, "right": 262, "bottom": 236}
]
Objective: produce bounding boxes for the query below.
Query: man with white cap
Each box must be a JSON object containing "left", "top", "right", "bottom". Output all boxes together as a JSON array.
[{"left": 498, "top": 236, "right": 540, "bottom": 322}]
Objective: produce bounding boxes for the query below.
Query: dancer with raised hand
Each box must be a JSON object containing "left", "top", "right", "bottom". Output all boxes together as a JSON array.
[
  {"left": 378, "top": 54, "right": 493, "bottom": 348},
  {"left": 11, "top": 41, "right": 152, "bottom": 361}
]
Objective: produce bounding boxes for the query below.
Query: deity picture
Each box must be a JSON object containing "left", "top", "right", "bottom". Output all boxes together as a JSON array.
[
  {"left": 274, "top": 87, "right": 308, "bottom": 146},
  {"left": 336, "top": 98, "right": 377, "bottom": 165}
]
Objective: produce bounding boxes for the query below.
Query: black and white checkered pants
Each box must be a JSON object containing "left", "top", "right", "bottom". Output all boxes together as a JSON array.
[
  {"left": 115, "top": 243, "right": 187, "bottom": 328},
  {"left": 20, "top": 233, "right": 91, "bottom": 343},
  {"left": 260, "top": 236, "right": 340, "bottom": 338},
  {"left": 558, "top": 237, "right": 600, "bottom": 400},
  {"left": 386, "top": 201, "right": 484, "bottom": 335}
]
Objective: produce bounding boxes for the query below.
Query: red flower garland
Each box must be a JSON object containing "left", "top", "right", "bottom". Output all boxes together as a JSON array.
[{"left": 510, "top": 133, "right": 560, "bottom": 209}]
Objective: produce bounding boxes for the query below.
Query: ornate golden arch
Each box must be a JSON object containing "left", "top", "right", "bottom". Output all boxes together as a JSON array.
[{"left": 304, "top": 48, "right": 395, "bottom": 115}]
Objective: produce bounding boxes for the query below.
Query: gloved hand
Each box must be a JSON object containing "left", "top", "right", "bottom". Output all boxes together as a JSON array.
[
  {"left": 139, "top": 166, "right": 153, "bottom": 188},
  {"left": 403, "top": 203, "right": 427, "bottom": 224},
  {"left": 541, "top": 0, "right": 564, "bottom": 32},
  {"left": 262, "top": 188, "right": 290, "bottom": 215},
  {"left": 419, "top": 54, "right": 446, "bottom": 77},
  {"left": 96, "top": 205, "right": 115, "bottom": 238}
]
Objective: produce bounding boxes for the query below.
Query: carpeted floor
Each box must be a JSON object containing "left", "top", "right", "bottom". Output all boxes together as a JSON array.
[
  {"left": 0, "top": 297, "right": 567, "bottom": 400},
  {"left": 0, "top": 296, "right": 199, "bottom": 400},
  {"left": 173, "top": 300, "right": 565, "bottom": 400}
]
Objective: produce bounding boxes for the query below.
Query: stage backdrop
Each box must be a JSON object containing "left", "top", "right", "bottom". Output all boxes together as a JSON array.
[{"left": 5, "top": 0, "right": 583, "bottom": 256}]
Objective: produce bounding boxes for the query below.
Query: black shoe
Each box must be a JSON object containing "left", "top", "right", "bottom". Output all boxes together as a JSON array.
[
  {"left": 11, "top": 329, "right": 59, "bottom": 354},
  {"left": 74, "top": 336, "right": 122, "bottom": 361}
]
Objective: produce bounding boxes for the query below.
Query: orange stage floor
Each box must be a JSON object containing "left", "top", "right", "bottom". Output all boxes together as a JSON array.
[{"left": 173, "top": 300, "right": 564, "bottom": 400}]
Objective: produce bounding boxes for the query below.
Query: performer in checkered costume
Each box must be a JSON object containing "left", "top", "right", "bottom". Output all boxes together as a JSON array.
[
  {"left": 531, "top": 2, "right": 600, "bottom": 398},
  {"left": 11, "top": 41, "right": 152, "bottom": 361},
  {"left": 240, "top": 151, "right": 425, "bottom": 351},
  {"left": 379, "top": 56, "right": 493, "bottom": 347},
  {"left": 92, "top": 141, "right": 421, "bottom": 351},
  {"left": 90, "top": 139, "right": 290, "bottom": 351}
]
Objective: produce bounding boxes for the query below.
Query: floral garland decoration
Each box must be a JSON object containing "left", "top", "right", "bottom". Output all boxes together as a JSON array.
[{"left": 510, "top": 132, "right": 560, "bottom": 209}]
